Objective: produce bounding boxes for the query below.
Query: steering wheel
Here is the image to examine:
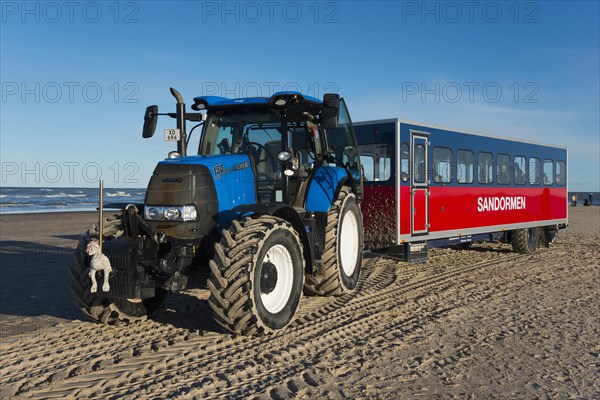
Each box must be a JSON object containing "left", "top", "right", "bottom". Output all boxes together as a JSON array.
[{"left": 241, "top": 141, "right": 269, "bottom": 163}]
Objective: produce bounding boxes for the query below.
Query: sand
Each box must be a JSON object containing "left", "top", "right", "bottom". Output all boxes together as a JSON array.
[{"left": 0, "top": 207, "right": 598, "bottom": 398}]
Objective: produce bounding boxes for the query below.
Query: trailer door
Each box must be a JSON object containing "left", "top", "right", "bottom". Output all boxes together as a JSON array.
[{"left": 411, "top": 133, "right": 429, "bottom": 235}]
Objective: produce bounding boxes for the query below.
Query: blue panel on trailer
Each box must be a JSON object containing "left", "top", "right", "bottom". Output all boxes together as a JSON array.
[
  {"left": 305, "top": 165, "right": 348, "bottom": 212},
  {"left": 159, "top": 154, "right": 256, "bottom": 212},
  {"left": 398, "top": 121, "right": 568, "bottom": 188}
]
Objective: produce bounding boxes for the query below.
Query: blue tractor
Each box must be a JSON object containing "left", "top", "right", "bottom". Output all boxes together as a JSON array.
[{"left": 71, "top": 88, "right": 364, "bottom": 334}]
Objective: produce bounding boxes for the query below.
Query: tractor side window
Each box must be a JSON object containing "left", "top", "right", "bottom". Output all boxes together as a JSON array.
[
  {"left": 432, "top": 147, "right": 452, "bottom": 183},
  {"left": 556, "top": 160, "right": 566, "bottom": 186},
  {"left": 514, "top": 156, "right": 527, "bottom": 185},
  {"left": 543, "top": 159, "right": 554, "bottom": 185},
  {"left": 400, "top": 143, "right": 409, "bottom": 182},
  {"left": 456, "top": 149, "right": 474, "bottom": 183},
  {"left": 497, "top": 154, "right": 511, "bottom": 185},
  {"left": 201, "top": 118, "right": 235, "bottom": 155},
  {"left": 325, "top": 99, "right": 359, "bottom": 169},
  {"left": 529, "top": 157, "right": 541, "bottom": 185},
  {"left": 478, "top": 152, "right": 494, "bottom": 184}
]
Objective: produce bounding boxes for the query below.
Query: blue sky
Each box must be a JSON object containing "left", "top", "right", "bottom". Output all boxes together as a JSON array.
[{"left": 1, "top": 0, "right": 598, "bottom": 190}]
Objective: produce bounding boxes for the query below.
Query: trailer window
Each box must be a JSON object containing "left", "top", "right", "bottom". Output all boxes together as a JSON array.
[
  {"left": 478, "top": 152, "right": 494, "bottom": 184},
  {"left": 432, "top": 147, "right": 451, "bottom": 183},
  {"left": 379, "top": 156, "right": 391, "bottom": 181},
  {"left": 496, "top": 154, "right": 511, "bottom": 184},
  {"left": 360, "top": 155, "right": 374, "bottom": 181},
  {"left": 529, "top": 157, "right": 541, "bottom": 185},
  {"left": 400, "top": 143, "right": 409, "bottom": 182},
  {"left": 513, "top": 156, "right": 527, "bottom": 185},
  {"left": 357, "top": 143, "right": 391, "bottom": 182},
  {"left": 457, "top": 150, "right": 474, "bottom": 183},
  {"left": 556, "top": 160, "right": 566, "bottom": 186},
  {"left": 414, "top": 144, "right": 426, "bottom": 183},
  {"left": 543, "top": 159, "right": 554, "bottom": 185}
]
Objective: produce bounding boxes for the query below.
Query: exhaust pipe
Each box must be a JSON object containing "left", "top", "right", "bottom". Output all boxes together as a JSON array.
[{"left": 170, "top": 87, "right": 187, "bottom": 156}]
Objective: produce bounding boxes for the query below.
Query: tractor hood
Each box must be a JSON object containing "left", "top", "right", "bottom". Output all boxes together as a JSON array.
[{"left": 144, "top": 154, "right": 256, "bottom": 239}]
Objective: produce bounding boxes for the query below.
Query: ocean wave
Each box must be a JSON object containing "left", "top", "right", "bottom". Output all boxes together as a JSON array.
[
  {"left": 105, "top": 191, "right": 132, "bottom": 197},
  {"left": 43, "top": 193, "right": 87, "bottom": 198},
  {"left": 0, "top": 202, "right": 35, "bottom": 207}
]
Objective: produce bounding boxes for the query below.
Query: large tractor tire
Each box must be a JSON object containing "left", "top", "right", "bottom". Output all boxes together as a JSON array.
[
  {"left": 207, "top": 215, "right": 305, "bottom": 335},
  {"left": 70, "top": 213, "right": 167, "bottom": 324},
  {"left": 304, "top": 187, "right": 364, "bottom": 296},
  {"left": 511, "top": 227, "right": 539, "bottom": 254}
]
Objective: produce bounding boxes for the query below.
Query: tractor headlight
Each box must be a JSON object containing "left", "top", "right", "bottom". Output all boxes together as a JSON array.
[
  {"left": 181, "top": 205, "right": 198, "bottom": 221},
  {"left": 164, "top": 207, "right": 181, "bottom": 220},
  {"left": 144, "top": 205, "right": 198, "bottom": 221},
  {"left": 146, "top": 207, "right": 161, "bottom": 220}
]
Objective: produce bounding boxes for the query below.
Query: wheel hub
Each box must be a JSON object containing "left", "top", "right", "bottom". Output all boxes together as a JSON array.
[{"left": 260, "top": 261, "right": 278, "bottom": 294}]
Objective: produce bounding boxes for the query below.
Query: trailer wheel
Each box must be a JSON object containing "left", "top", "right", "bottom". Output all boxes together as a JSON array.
[
  {"left": 207, "top": 215, "right": 304, "bottom": 335},
  {"left": 70, "top": 213, "right": 166, "bottom": 324},
  {"left": 511, "top": 227, "right": 539, "bottom": 254},
  {"left": 304, "top": 187, "right": 364, "bottom": 296}
]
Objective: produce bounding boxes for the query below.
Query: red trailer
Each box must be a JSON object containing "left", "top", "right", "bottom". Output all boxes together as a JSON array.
[{"left": 354, "top": 118, "right": 568, "bottom": 260}]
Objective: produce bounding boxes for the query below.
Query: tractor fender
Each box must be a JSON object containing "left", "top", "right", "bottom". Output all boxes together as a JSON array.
[
  {"left": 231, "top": 203, "right": 313, "bottom": 273},
  {"left": 305, "top": 165, "right": 350, "bottom": 213}
]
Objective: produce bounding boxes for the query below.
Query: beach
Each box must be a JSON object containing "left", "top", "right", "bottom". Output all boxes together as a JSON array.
[{"left": 0, "top": 207, "right": 598, "bottom": 398}]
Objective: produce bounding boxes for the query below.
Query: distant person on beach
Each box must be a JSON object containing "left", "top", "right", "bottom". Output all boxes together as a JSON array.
[
  {"left": 571, "top": 194, "right": 577, "bottom": 207},
  {"left": 590, "top": 193, "right": 593, "bottom": 205}
]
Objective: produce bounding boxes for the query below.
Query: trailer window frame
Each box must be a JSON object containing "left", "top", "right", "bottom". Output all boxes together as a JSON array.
[
  {"left": 543, "top": 159, "right": 554, "bottom": 186},
  {"left": 400, "top": 142, "right": 409, "bottom": 182},
  {"left": 556, "top": 160, "right": 566, "bottom": 186},
  {"left": 497, "top": 153, "right": 512, "bottom": 185},
  {"left": 478, "top": 151, "right": 494, "bottom": 185},
  {"left": 456, "top": 149, "right": 474, "bottom": 184},
  {"left": 529, "top": 157, "right": 541, "bottom": 185},
  {"left": 432, "top": 146, "right": 452, "bottom": 184},
  {"left": 513, "top": 155, "right": 527, "bottom": 185}
]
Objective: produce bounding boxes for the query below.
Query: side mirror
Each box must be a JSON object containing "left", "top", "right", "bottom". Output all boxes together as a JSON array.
[
  {"left": 142, "top": 105, "right": 158, "bottom": 138},
  {"left": 321, "top": 93, "right": 340, "bottom": 129}
]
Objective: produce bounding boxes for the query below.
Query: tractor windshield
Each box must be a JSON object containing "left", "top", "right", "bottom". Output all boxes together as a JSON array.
[
  {"left": 199, "top": 108, "right": 322, "bottom": 203},
  {"left": 199, "top": 108, "right": 321, "bottom": 165}
]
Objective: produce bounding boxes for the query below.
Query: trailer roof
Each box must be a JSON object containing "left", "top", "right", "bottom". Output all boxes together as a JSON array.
[{"left": 354, "top": 118, "right": 567, "bottom": 150}]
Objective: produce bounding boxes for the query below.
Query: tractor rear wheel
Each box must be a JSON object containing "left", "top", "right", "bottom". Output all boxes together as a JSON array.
[
  {"left": 70, "top": 213, "right": 167, "bottom": 324},
  {"left": 511, "top": 227, "right": 539, "bottom": 254},
  {"left": 304, "top": 187, "right": 364, "bottom": 296},
  {"left": 207, "top": 215, "right": 304, "bottom": 335}
]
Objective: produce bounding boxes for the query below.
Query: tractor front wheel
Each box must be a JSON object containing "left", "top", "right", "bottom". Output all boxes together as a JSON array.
[{"left": 207, "top": 215, "right": 305, "bottom": 335}]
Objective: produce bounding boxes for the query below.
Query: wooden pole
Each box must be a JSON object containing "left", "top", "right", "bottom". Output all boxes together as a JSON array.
[{"left": 99, "top": 180, "right": 103, "bottom": 253}]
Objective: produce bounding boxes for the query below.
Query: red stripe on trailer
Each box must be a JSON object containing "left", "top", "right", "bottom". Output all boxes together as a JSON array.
[{"left": 425, "top": 187, "right": 567, "bottom": 232}]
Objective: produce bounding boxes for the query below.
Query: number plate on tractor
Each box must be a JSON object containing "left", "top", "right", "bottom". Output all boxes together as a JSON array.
[{"left": 164, "top": 129, "right": 181, "bottom": 141}]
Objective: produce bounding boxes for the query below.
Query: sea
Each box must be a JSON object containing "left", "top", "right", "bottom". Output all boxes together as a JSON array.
[
  {"left": 0, "top": 187, "right": 598, "bottom": 214},
  {"left": 0, "top": 187, "right": 146, "bottom": 214}
]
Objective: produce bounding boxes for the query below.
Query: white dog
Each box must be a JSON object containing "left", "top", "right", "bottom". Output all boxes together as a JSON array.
[{"left": 86, "top": 240, "right": 112, "bottom": 293}]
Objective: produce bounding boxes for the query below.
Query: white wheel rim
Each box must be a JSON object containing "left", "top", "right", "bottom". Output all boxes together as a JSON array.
[
  {"left": 260, "top": 244, "right": 294, "bottom": 314},
  {"left": 340, "top": 208, "right": 359, "bottom": 276}
]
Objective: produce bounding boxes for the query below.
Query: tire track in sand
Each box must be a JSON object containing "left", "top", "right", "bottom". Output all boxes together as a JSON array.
[{"left": 10, "top": 246, "right": 534, "bottom": 399}]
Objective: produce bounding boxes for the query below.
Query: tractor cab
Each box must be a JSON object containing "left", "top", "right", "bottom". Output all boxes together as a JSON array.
[{"left": 193, "top": 92, "right": 362, "bottom": 206}]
